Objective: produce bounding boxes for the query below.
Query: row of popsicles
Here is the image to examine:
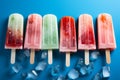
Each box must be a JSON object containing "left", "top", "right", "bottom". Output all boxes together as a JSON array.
[{"left": 5, "top": 13, "right": 116, "bottom": 67}]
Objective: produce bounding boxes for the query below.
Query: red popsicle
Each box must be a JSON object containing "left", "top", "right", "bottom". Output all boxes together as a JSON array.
[{"left": 60, "top": 16, "right": 77, "bottom": 67}]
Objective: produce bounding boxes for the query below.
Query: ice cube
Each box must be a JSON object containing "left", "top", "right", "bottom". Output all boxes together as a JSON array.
[
  {"left": 21, "top": 72, "right": 27, "bottom": 79},
  {"left": 26, "top": 70, "right": 38, "bottom": 80},
  {"left": 75, "top": 57, "right": 84, "bottom": 69},
  {"left": 68, "top": 69, "right": 79, "bottom": 79},
  {"left": 23, "top": 49, "right": 30, "bottom": 57},
  {"left": 57, "top": 75, "right": 66, "bottom": 80},
  {"left": 41, "top": 51, "right": 48, "bottom": 59},
  {"left": 50, "top": 77, "right": 57, "bottom": 80},
  {"left": 102, "top": 66, "right": 110, "bottom": 78},
  {"left": 51, "top": 65, "right": 62, "bottom": 77},
  {"left": 90, "top": 51, "right": 100, "bottom": 61},
  {"left": 12, "top": 63, "right": 22, "bottom": 73},
  {"left": 17, "top": 50, "right": 30, "bottom": 62},
  {"left": 80, "top": 66, "right": 88, "bottom": 76},
  {"left": 17, "top": 53, "right": 27, "bottom": 62},
  {"left": 87, "top": 62, "right": 94, "bottom": 74},
  {"left": 32, "top": 70, "right": 38, "bottom": 76},
  {"left": 93, "top": 73, "right": 101, "bottom": 80},
  {"left": 35, "top": 60, "right": 47, "bottom": 71}
]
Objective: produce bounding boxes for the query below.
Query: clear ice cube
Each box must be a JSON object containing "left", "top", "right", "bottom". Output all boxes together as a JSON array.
[
  {"left": 102, "top": 66, "right": 110, "bottom": 78},
  {"left": 23, "top": 49, "right": 30, "bottom": 57},
  {"left": 68, "top": 69, "right": 79, "bottom": 79},
  {"left": 51, "top": 65, "right": 62, "bottom": 77},
  {"left": 90, "top": 51, "right": 100, "bottom": 61},
  {"left": 41, "top": 51, "right": 48, "bottom": 59},
  {"left": 80, "top": 66, "right": 88, "bottom": 76},
  {"left": 57, "top": 75, "right": 66, "bottom": 80},
  {"left": 26, "top": 70, "right": 38, "bottom": 80},
  {"left": 93, "top": 73, "right": 101, "bottom": 80},
  {"left": 75, "top": 57, "right": 84, "bottom": 69},
  {"left": 35, "top": 60, "right": 47, "bottom": 71},
  {"left": 87, "top": 62, "right": 94, "bottom": 74},
  {"left": 12, "top": 63, "right": 22, "bottom": 73}
]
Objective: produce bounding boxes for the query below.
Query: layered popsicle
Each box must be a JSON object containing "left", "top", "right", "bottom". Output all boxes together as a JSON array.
[
  {"left": 42, "top": 14, "right": 59, "bottom": 64},
  {"left": 60, "top": 16, "right": 77, "bottom": 67},
  {"left": 78, "top": 14, "right": 96, "bottom": 65},
  {"left": 5, "top": 13, "right": 24, "bottom": 64},
  {"left": 24, "top": 14, "right": 42, "bottom": 64},
  {"left": 98, "top": 13, "right": 116, "bottom": 64}
]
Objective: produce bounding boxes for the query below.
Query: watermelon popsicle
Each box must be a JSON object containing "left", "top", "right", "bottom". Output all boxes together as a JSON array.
[
  {"left": 24, "top": 14, "right": 42, "bottom": 64},
  {"left": 5, "top": 13, "right": 24, "bottom": 64},
  {"left": 42, "top": 14, "right": 59, "bottom": 64},
  {"left": 60, "top": 16, "right": 77, "bottom": 67},
  {"left": 98, "top": 13, "right": 116, "bottom": 64},
  {"left": 78, "top": 14, "right": 96, "bottom": 65}
]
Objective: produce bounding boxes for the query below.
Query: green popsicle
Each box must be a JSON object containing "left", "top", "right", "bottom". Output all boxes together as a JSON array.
[{"left": 42, "top": 14, "right": 59, "bottom": 64}]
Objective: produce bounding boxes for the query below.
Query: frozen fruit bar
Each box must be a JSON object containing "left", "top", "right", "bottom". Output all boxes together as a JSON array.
[
  {"left": 42, "top": 14, "right": 59, "bottom": 64},
  {"left": 60, "top": 16, "right": 77, "bottom": 67},
  {"left": 5, "top": 13, "right": 23, "bottom": 49},
  {"left": 78, "top": 14, "right": 96, "bottom": 65},
  {"left": 5, "top": 13, "right": 24, "bottom": 64},
  {"left": 98, "top": 13, "right": 116, "bottom": 64},
  {"left": 24, "top": 14, "right": 42, "bottom": 64},
  {"left": 60, "top": 16, "right": 77, "bottom": 52}
]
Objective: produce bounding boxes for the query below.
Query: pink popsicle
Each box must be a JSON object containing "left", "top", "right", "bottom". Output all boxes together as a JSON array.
[
  {"left": 78, "top": 14, "right": 96, "bottom": 65},
  {"left": 24, "top": 14, "right": 42, "bottom": 64},
  {"left": 98, "top": 13, "right": 116, "bottom": 64}
]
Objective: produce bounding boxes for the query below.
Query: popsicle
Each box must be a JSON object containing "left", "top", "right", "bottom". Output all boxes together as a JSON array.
[
  {"left": 98, "top": 13, "right": 116, "bottom": 64},
  {"left": 24, "top": 14, "right": 42, "bottom": 64},
  {"left": 60, "top": 16, "right": 77, "bottom": 67},
  {"left": 42, "top": 14, "right": 59, "bottom": 64},
  {"left": 5, "top": 13, "right": 24, "bottom": 64},
  {"left": 78, "top": 14, "right": 96, "bottom": 65}
]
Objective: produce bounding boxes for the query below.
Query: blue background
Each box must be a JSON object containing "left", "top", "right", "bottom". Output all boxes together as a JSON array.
[{"left": 0, "top": 0, "right": 120, "bottom": 80}]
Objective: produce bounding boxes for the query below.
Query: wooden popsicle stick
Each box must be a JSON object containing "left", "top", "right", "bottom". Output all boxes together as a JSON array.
[
  {"left": 66, "top": 52, "right": 70, "bottom": 67},
  {"left": 48, "top": 50, "right": 52, "bottom": 64},
  {"left": 30, "top": 49, "right": 35, "bottom": 64},
  {"left": 85, "top": 50, "right": 89, "bottom": 65},
  {"left": 105, "top": 49, "right": 111, "bottom": 64},
  {"left": 11, "top": 49, "right": 16, "bottom": 64}
]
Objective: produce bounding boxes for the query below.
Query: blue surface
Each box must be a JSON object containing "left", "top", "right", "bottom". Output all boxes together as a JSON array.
[{"left": 0, "top": 0, "right": 120, "bottom": 80}]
